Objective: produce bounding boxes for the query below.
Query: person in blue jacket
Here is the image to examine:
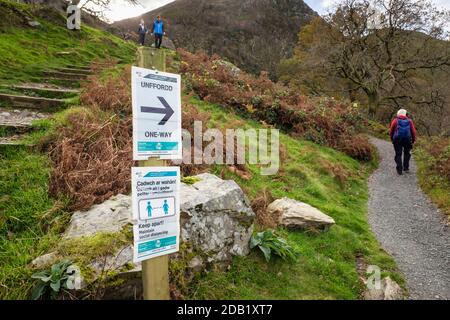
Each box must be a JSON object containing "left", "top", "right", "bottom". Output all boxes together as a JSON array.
[{"left": 151, "top": 15, "right": 165, "bottom": 49}]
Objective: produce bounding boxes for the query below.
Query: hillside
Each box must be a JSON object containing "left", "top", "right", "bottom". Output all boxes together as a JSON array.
[
  {"left": 113, "top": 0, "right": 317, "bottom": 76},
  {"left": 0, "top": 50, "right": 404, "bottom": 302},
  {"left": 0, "top": 0, "right": 136, "bottom": 298},
  {"left": 0, "top": 0, "right": 136, "bottom": 84},
  {"left": 14, "top": 0, "right": 113, "bottom": 30},
  {"left": 0, "top": 0, "right": 406, "bottom": 301}
]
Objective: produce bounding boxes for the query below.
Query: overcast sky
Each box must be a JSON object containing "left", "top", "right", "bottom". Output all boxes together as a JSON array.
[
  {"left": 104, "top": 0, "right": 450, "bottom": 22},
  {"left": 303, "top": 0, "right": 450, "bottom": 15}
]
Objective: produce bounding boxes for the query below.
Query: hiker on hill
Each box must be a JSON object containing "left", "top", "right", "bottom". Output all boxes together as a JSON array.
[
  {"left": 138, "top": 19, "right": 148, "bottom": 46},
  {"left": 151, "top": 15, "right": 165, "bottom": 49},
  {"left": 389, "top": 109, "right": 417, "bottom": 175}
]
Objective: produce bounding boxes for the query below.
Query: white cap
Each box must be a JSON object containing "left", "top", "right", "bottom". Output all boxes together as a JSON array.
[{"left": 397, "top": 109, "right": 407, "bottom": 116}]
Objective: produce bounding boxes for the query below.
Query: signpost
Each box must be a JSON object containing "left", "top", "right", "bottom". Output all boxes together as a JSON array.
[
  {"left": 133, "top": 47, "right": 181, "bottom": 300},
  {"left": 132, "top": 66, "right": 182, "bottom": 161},
  {"left": 132, "top": 167, "right": 180, "bottom": 262}
]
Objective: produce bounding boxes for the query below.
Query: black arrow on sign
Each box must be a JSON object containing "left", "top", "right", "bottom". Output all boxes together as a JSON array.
[{"left": 140, "top": 96, "right": 174, "bottom": 125}]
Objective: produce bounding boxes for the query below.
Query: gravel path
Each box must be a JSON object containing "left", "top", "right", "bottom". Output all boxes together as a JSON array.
[{"left": 368, "top": 137, "right": 450, "bottom": 300}]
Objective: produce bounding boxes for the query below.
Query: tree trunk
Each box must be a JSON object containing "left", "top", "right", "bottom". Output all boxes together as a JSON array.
[{"left": 367, "top": 91, "right": 379, "bottom": 120}]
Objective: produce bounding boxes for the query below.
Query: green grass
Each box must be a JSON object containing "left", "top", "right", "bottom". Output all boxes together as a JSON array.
[
  {"left": 0, "top": 106, "right": 108, "bottom": 299},
  {"left": 0, "top": 145, "right": 70, "bottom": 299},
  {"left": 0, "top": 0, "right": 138, "bottom": 299},
  {"left": 0, "top": 0, "right": 136, "bottom": 86},
  {"left": 185, "top": 98, "right": 404, "bottom": 299},
  {"left": 414, "top": 139, "right": 450, "bottom": 218}
]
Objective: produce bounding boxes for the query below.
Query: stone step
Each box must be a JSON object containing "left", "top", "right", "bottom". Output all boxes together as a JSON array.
[
  {"left": 39, "top": 76, "right": 81, "bottom": 89},
  {"left": 43, "top": 71, "right": 88, "bottom": 81},
  {"left": 0, "top": 93, "right": 65, "bottom": 109},
  {"left": 65, "top": 65, "right": 91, "bottom": 71},
  {"left": 0, "top": 119, "right": 31, "bottom": 128},
  {"left": 0, "top": 135, "right": 30, "bottom": 146},
  {"left": 56, "top": 67, "right": 92, "bottom": 75},
  {"left": 8, "top": 84, "right": 80, "bottom": 94},
  {"left": 0, "top": 107, "right": 50, "bottom": 131}
]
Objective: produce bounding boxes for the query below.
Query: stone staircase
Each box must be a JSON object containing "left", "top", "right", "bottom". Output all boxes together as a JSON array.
[{"left": 0, "top": 65, "right": 93, "bottom": 146}]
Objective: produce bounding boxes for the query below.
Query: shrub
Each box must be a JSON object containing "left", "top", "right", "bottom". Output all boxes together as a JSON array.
[
  {"left": 48, "top": 109, "right": 133, "bottom": 211},
  {"left": 177, "top": 49, "right": 373, "bottom": 160},
  {"left": 251, "top": 188, "right": 277, "bottom": 228},
  {"left": 80, "top": 65, "right": 131, "bottom": 115},
  {"left": 417, "top": 138, "right": 450, "bottom": 182}
]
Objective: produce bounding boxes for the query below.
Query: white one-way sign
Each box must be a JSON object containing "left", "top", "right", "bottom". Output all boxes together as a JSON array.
[{"left": 132, "top": 66, "right": 182, "bottom": 160}]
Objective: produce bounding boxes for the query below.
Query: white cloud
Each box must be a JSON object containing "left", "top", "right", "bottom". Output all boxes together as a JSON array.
[
  {"left": 306, "top": 0, "right": 450, "bottom": 15},
  {"left": 434, "top": 0, "right": 450, "bottom": 10},
  {"left": 84, "top": 0, "right": 175, "bottom": 22}
]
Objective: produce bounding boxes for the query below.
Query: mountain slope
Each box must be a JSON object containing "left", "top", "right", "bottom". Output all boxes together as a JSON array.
[
  {"left": 0, "top": 0, "right": 136, "bottom": 84},
  {"left": 113, "top": 0, "right": 317, "bottom": 75}
]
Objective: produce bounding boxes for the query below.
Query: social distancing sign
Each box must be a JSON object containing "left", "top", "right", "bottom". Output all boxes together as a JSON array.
[
  {"left": 131, "top": 167, "right": 180, "bottom": 262},
  {"left": 132, "top": 66, "right": 182, "bottom": 160}
]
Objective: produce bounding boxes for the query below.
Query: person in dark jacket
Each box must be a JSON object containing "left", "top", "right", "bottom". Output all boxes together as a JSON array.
[
  {"left": 151, "top": 15, "right": 165, "bottom": 49},
  {"left": 137, "top": 19, "right": 148, "bottom": 46},
  {"left": 389, "top": 109, "right": 417, "bottom": 175}
]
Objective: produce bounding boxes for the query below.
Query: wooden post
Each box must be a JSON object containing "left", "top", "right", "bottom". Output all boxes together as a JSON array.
[{"left": 136, "top": 46, "right": 170, "bottom": 300}]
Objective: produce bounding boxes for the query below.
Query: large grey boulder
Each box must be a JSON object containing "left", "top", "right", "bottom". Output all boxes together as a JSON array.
[
  {"left": 64, "top": 194, "right": 132, "bottom": 239},
  {"left": 180, "top": 173, "right": 255, "bottom": 262},
  {"left": 267, "top": 197, "right": 335, "bottom": 231},
  {"left": 363, "top": 277, "right": 404, "bottom": 300}
]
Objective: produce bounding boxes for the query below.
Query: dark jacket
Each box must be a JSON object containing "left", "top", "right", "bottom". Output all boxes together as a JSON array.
[{"left": 138, "top": 24, "right": 147, "bottom": 35}]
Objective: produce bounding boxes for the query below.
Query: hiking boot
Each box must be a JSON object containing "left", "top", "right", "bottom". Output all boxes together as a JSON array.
[{"left": 396, "top": 167, "right": 403, "bottom": 175}]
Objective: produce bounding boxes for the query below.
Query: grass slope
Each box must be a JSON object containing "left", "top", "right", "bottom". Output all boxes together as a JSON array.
[
  {"left": 0, "top": 144, "right": 69, "bottom": 299},
  {"left": 186, "top": 98, "right": 403, "bottom": 299},
  {"left": 0, "top": 0, "right": 136, "bottom": 85},
  {"left": 414, "top": 138, "right": 450, "bottom": 219},
  {"left": 0, "top": 0, "right": 137, "bottom": 299}
]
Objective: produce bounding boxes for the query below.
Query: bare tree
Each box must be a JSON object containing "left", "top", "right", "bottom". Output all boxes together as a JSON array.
[
  {"left": 71, "top": 0, "right": 140, "bottom": 18},
  {"left": 306, "top": 0, "right": 450, "bottom": 118}
]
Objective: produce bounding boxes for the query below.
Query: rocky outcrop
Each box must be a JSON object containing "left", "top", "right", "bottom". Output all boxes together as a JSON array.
[
  {"left": 31, "top": 173, "right": 255, "bottom": 298},
  {"left": 267, "top": 197, "right": 335, "bottom": 231},
  {"left": 64, "top": 194, "right": 132, "bottom": 239},
  {"left": 180, "top": 173, "right": 255, "bottom": 262},
  {"left": 363, "top": 277, "right": 404, "bottom": 300}
]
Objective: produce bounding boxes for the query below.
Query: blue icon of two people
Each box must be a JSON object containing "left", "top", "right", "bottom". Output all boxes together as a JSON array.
[{"left": 146, "top": 199, "right": 169, "bottom": 218}]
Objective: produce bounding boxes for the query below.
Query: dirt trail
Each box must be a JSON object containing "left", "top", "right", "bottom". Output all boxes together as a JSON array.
[{"left": 368, "top": 137, "right": 450, "bottom": 300}]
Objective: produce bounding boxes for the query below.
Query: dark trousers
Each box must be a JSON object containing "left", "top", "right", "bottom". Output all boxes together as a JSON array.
[
  {"left": 393, "top": 139, "right": 412, "bottom": 172},
  {"left": 155, "top": 33, "right": 163, "bottom": 48},
  {"left": 139, "top": 33, "right": 145, "bottom": 45}
]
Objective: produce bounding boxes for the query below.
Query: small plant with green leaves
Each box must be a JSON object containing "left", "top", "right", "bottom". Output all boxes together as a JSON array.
[
  {"left": 31, "top": 260, "right": 79, "bottom": 300},
  {"left": 250, "top": 230, "right": 298, "bottom": 262}
]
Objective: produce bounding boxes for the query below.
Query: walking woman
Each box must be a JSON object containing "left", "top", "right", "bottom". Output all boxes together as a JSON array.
[{"left": 138, "top": 19, "right": 148, "bottom": 46}]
